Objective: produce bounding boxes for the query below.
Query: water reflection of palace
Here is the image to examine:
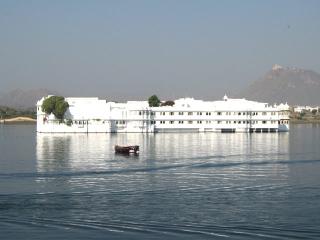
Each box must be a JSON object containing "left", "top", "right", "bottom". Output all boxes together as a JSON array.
[
  {"left": 36, "top": 133, "right": 153, "bottom": 172},
  {"left": 37, "top": 132, "right": 289, "bottom": 173}
]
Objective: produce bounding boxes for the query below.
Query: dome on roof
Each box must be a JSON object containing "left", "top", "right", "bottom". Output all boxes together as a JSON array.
[{"left": 223, "top": 94, "right": 228, "bottom": 101}]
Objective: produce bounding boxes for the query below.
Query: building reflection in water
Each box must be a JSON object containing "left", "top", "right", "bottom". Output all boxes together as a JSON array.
[
  {"left": 36, "top": 132, "right": 290, "bottom": 173},
  {"left": 36, "top": 132, "right": 291, "bottom": 222}
]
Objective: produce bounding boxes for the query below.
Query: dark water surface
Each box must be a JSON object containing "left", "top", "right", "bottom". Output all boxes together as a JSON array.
[{"left": 0, "top": 124, "right": 320, "bottom": 239}]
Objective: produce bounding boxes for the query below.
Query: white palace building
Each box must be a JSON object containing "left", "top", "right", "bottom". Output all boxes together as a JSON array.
[{"left": 36, "top": 95, "right": 290, "bottom": 133}]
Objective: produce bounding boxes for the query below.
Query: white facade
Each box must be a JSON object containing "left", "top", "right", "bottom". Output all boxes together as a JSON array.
[{"left": 36, "top": 95, "right": 290, "bottom": 133}]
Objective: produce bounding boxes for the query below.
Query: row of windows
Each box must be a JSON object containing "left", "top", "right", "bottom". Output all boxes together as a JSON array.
[
  {"left": 159, "top": 111, "right": 212, "bottom": 116},
  {"left": 106, "top": 111, "right": 282, "bottom": 116},
  {"left": 139, "top": 111, "right": 154, "bottom": 116},
  {"left": 195, "top": 112, "right": 212, "bottom": 116},
  {"left": 74, "top": 120, "right": 126, "bottom": 125},
  {"left": 73, "top": 120, "right": 126, "bottom": 125},
  {"left": 157, "top": 120, "right": 283, "bottom": 125},
  {"left": 148, "top": 111, "right": 279, "bottom": 116},
  {"left": 70, "top": 119, "right": 288, "bottom": 125},
  {"left": 280, "top": 120, "right": 289, "bottom": 124},
  {"left": 224, "top": 112, "right": 263, "bottom": 116},
  {"left": 73, "top": 120, "right": 87, "bottom": 125}
]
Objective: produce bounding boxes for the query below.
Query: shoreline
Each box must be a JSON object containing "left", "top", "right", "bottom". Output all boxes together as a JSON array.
[
  {"left": 0, "top": 117, "right": 36, "bottom": 124},
  {"left": 290, "top": 119, "right": 320, "bottom": 124},
  {"left": 291, "top": 121, "right": 320, "bottom": 124}
]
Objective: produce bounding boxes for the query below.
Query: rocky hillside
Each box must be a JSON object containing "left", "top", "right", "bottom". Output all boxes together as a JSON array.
[
  {"left": 239, "top": 65, "right": 320, "bottom": 105},
  {"left": 0, "top": 89, "right": 59, "bottom": 110}
]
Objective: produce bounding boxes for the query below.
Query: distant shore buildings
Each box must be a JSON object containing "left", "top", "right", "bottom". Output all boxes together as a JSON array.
[
  {"left": 36, "top": 95, "right": 290, "bottom": 133},
  {"left": 293, "top": 105, "right": 319, "bottom": 113}
]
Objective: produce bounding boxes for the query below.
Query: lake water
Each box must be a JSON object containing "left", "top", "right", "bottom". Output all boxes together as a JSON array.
[{"left": 0, "top": 124, "right": 320, "bottom": 239}]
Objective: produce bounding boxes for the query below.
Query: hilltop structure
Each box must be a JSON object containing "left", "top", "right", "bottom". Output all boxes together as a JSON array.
[{"left": 239, "top": 65, "right": 320, "bottom": 105}]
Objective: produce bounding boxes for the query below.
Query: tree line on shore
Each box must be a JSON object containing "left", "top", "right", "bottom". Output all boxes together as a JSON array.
[
  {"left": 0, "top": 106, "right": 36, "bottom": 119},
  {"left": 290, "top": 108, "right": 320, "bottom": 122}
]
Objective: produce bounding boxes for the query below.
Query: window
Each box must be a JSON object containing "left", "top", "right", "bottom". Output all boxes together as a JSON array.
[
  {"left": 217, "top": 112, "right": 221, "bottom": 115},
  {"left": 262, "top": 120, "right": 266, "bottom": 124},
  {"left": 170, "top": 121, "right": 174, "bottom": 124},
  {"left": 170, "top": 112, "right": 174, "bottom": 116},
  {"left": 262, "top": 112, "right": 267, "bottom": 115},
  {"left": 188, "top": 112, "right": 193, "bottom": 116},
  {"left": 217, "top": 121, "right": 221, "bottom": 124},
  {"left": 197, "top": 112, "right": 202, "bottom": 115},
  {"left": 206, "top": 112, "right": 211, "bottom": 115},
  {"left": 178, "top": 121, "right": 184, "bottom": 124},
  {"left": 179, "top": 112, "right": 184, "bottom": 115},
  {"left": 206, "top": 121, "right": 211, "bottom": 124},
  {"left": 139, "top": 111, "right": 142, "bottom": 115},
  {"left": 197, "top": 120, "right": 202, "bottom": 124},
  {"left": 238, "top": 112, "right": 241, "bottom": 115},
  {"left": 160, "top": 112, "right": 165, "bottom": 116},
  {"left": 188, "top": 121, "right": 193, "bottom": 124}
]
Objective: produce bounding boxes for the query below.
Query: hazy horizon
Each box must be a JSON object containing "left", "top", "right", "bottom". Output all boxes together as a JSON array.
[{"left": 1, "top": 0, "right": 319, "bottom": 101}]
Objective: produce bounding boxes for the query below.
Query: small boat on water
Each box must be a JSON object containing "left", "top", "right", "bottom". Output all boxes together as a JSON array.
[{"left": 114, "top": 145, "right": 139, "bottom": 154}]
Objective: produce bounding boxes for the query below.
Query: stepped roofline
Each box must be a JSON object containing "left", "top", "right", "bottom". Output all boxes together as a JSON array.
[{"left": 272, "top": 64, "right": 284, "bottom": 71}]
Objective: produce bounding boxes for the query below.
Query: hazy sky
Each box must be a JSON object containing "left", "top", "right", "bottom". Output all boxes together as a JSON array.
[{"left": 0, "top": 0, "right": 319, "bottom": 100}]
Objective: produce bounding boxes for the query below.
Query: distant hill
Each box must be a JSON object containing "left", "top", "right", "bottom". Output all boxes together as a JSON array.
[
  {"left": 239, "top": 65, "right": 320, "bottom": 106},
  {"left": 2, "top": 65, "right": 320, "bottom": 109},
  {"left": 0, "top": 89, "right": 59, "bottom": 110}
]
